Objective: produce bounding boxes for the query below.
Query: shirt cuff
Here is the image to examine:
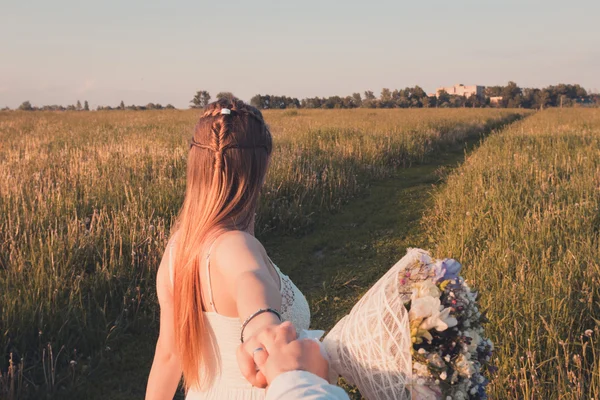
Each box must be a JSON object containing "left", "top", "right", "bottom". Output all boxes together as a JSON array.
[{"left": 268, "top": 370, "right": 330, "bottom": 395}]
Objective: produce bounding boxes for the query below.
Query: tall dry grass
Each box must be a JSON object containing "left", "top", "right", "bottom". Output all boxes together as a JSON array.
[
  {"left": 0, "top": 108, "right": 521, "bottom": 397},
  {"left": 425, "top": 108, "right": 600, "bottom": 399}
]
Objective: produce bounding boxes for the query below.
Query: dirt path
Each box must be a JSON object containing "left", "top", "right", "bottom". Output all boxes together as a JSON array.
[{"left": 72, "top": 127, "right": 511, "bottom": 400}]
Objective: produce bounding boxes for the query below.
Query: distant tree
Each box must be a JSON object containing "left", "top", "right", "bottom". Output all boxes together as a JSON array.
[
  {"left": 250, "top": 94, "right": 263, "bottom": 109},
  {"left": 502, "top": 81, "right": 522, "bottom": 108},
  {"left": 437, "top": 90, "right": 450, "bottom": 107},
  {"left": 216, "top": 92, "right": 236, "bottom": 101},
  {"left": 448, "top": 95, "right": 465, "bottom": 108},
  {"left": 535, "top": 89, "right": 551, "bottom": 110},
  {"left": 352, "top": 92, "right": 362, "bottom": 107},
  {"left": 165, "top": 104, "right": 175, "bottom": 109},
  {"left": 465, "top": 94, "right": 482, "bottom": 108},
  {"left": 119, "top": 100, "right": 125, "bottom": 110},
  {"left": 19, "top": 101, "right": 33, "bottom": 111},
  {"left": 380, "top": 88, "right": 393, "bottom": 108},
  {"left": 67, "top": 104, "right": 76, "bottom": 111},
  {"left": 83, "top": 100, "right": 89, "bottom": 111},
  {"left": 484, "top": 86, "right": 503, "bottom": 97},
  {"left": 364, "top": 90, "right": 376, "bottom": 100},
  {"left": 1, "top": 106, "right": 11, "bottom": 111},
  {"left": 191, "top": 90, "right": 211, "bottom": 108},
  {"left": 412, "top": 86, "right": 427, "bottom": 100},
  {"left": 76, "top": 100, "right": 82, "bottom": 111}
]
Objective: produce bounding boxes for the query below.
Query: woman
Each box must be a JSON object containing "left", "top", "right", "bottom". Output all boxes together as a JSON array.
[{"left": 146, "top": 99, "right": 311, "bottom": 399}]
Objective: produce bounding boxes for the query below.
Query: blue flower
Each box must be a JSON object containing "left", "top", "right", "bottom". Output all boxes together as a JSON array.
[{"left": 442, "top": 259, "right": 462, "bottom": 280}]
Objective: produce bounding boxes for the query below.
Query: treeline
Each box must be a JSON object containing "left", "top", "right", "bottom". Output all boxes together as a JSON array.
[
  {"left": 6, "top": 82, "right": 599, "bottom": 112},
  {"left": 9, "top": 100, "right": 175, "bottom": 111},
  {"left": 246, "top": 82, "right": 598, "bottom": 110},
  {"left": 96, "top": 101, "right": 175, "bottom": 111}
]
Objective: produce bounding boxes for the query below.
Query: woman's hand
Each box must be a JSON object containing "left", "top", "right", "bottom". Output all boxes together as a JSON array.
[{"left": 237, "top": 321, "right": 298, "bottom": 387}]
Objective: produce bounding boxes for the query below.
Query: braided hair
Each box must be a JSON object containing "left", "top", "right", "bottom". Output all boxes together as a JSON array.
[
  {"left": 189, "top": 98, "right": 272, "bottom": 171},
  {"left": 173, "top": 97, "right": 273, "bottom": 391}
]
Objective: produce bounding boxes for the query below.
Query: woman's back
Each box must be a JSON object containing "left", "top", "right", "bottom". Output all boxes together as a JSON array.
[{"left": 166, "top": 235, "right": 311, "bottom": 399}]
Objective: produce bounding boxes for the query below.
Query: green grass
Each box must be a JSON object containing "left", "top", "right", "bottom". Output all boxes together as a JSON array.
[
  {"left": 0, "top": 108, "right": 523, "bottom": 398},
  {"left": 71, "top": 122, "right": 491, "bottom": 400},
  {"left": 424, "top": 108, "right": 600, "bottom": 399}
]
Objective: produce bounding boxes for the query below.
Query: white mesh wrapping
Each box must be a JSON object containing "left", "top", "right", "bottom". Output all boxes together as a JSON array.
[{"left": 323, "top": 248, "right": 434, "bottom": 400}]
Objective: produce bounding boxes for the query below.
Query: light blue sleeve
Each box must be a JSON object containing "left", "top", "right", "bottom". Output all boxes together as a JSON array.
[{"left": 266, "top": 371, "right": 349, "bottom": 400}]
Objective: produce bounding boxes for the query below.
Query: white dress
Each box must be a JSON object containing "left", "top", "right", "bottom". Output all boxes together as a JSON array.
[{"left": 168, "top": 239, "right": 311, "bottom": 400}]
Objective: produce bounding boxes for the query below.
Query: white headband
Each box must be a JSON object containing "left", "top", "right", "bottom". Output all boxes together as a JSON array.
[{"left": 221, "top": 108, "right": 231, "bottom": 115}]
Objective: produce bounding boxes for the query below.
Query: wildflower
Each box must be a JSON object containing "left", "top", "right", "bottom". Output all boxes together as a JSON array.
[
  {"left": 412, "top": 280, "right": 441, "bottom": 300},
  {"left": 427, "top": 353, "right": 445, "bottom": 369},
  {"left": 442, "top": 259, "right": 462, "bottom": 281},
  {"left": 413, "top": 362, "right": 430, "bottom": 377},
  {"left": 455, "top": 354, "right": 475, "bottom": 378}
]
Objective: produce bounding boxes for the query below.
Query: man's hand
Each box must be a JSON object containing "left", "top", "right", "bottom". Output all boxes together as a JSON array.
[
  {"left": 237, "top": 323, "right": 291, "bottom": 388},
  {"left": 237, "top": 322, "right": 329, "bottom": 387}
]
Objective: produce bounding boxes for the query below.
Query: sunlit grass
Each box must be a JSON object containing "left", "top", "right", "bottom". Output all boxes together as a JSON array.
[
  {"left": 424, "top": 109, "right": 600, "bottom": 399},
  {"left": 0, "top": 108, "right": 522, "bottom": 398}
]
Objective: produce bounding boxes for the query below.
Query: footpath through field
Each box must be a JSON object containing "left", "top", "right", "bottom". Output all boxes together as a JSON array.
[{"left": 73, "top": 116, "right": 525, "bottom": 400}]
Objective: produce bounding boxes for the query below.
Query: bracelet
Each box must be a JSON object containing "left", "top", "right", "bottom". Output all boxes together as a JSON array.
[{"left": 240, "top": 308, "right": 282, "bottom": 343}]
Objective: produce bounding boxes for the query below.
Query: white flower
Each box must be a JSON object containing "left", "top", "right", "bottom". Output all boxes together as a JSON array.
[
  {"left": 465, "top": 330, "right": 481, "bottom": 354},
  {"left": 409, "top": 296, "right": 440, "bottom": 321},
  {"left": 454, "top": 391, "right": 466, "bottom": 400},
  {"left": 417, "top": 252, "right": 433, "bottom": 266},
  {"left": 455, "top": 354, "right": 475, "bottom": 378},
  {"left": 412, "top": 280, "right": 442, "bottom": 300},
  {"left": 420, "top": 305, "right": 458, "bottom": 332},
  {"left": 413, "top": 362, "right": 430, "bottom": 377},
  {"left": 412, "top": 384, "right": 440, "bottom": 399}
]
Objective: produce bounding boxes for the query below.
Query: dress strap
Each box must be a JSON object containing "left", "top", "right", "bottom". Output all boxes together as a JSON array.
[{"left": 205, "top": 238, "right": 219, "bottom": 313}]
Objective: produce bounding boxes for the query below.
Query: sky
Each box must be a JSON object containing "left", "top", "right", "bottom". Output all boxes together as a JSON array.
[{"left": 1, "top": 0, "right": 599, "bottom": 109}]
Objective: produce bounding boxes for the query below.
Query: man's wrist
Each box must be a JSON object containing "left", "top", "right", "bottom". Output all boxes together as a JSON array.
[{"left": 268, "top": 370, "right": 329, "bottom": 393}]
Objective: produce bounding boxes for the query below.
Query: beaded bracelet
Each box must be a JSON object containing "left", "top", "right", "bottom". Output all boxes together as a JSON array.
[{"left": 240, "top": 308, "right": 282, "bottom": 343}]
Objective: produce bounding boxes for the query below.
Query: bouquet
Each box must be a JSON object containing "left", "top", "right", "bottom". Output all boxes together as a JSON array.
[
  {"left": 321, "top": 249, "right": 493, "bottom": 400},
  {"left": 403, "top": 252, "right": 494, "bottom": 399}
]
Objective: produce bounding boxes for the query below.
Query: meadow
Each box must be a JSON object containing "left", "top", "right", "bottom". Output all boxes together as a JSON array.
[
  {"left": 424, "top": 109, "right": 600, "bottom": 399},
  {"left": 4, "top": 107, "right": 596, "bottom": 399}
]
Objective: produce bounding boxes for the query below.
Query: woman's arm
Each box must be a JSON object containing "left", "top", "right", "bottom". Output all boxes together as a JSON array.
[
  {"left": 211, "top": 231, "right": 283, "bottom": 337},
  {"left": 145, "top": 247, "right": 182, "bottom": 400},
  {"left": 211, "top": 231, "right": 285, "bottom": 387}
]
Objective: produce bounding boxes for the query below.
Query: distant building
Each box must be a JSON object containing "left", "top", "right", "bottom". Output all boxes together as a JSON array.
[
  {"left": 437, "top": 84, "right": 485, "bottom": 99},
  {"left": 490, "top": 96, "right": 503, "bottom": 104}
]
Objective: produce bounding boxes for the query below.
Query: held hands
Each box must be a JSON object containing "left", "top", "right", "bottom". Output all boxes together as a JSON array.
[{"left": 237, "top": 321, "right": 329, "bottom": 388}]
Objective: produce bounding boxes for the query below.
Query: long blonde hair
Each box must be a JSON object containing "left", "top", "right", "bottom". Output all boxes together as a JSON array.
[{"left": 172, "top": 98, "right": 272, "bottom": 390}]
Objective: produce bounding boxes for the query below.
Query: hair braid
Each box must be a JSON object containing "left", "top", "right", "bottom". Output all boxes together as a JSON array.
[{"left": 210, "top": 117, "right": 228, "bottom": 170}]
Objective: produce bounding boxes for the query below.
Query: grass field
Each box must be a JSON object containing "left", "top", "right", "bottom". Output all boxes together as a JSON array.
[
  {"left": 12, "top": 106, "right": 600, "bottom": 399},
  {"left": 424, "top": 109, "right": 600, "bottom": 399}
]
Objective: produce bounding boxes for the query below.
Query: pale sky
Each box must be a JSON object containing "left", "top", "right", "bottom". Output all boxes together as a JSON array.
[{"left": 1, "top": 0, "right": 599, "bottom": 109}]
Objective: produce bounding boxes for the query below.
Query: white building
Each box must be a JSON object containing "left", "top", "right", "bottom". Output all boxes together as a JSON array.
[{"left": 437, "top": 84, "right": 485, "bottom": 99}]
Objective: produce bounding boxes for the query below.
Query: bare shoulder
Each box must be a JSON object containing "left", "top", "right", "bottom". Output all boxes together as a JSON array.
[{"left": 210, "top": 230, "right": 269, "bottom": 273}]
